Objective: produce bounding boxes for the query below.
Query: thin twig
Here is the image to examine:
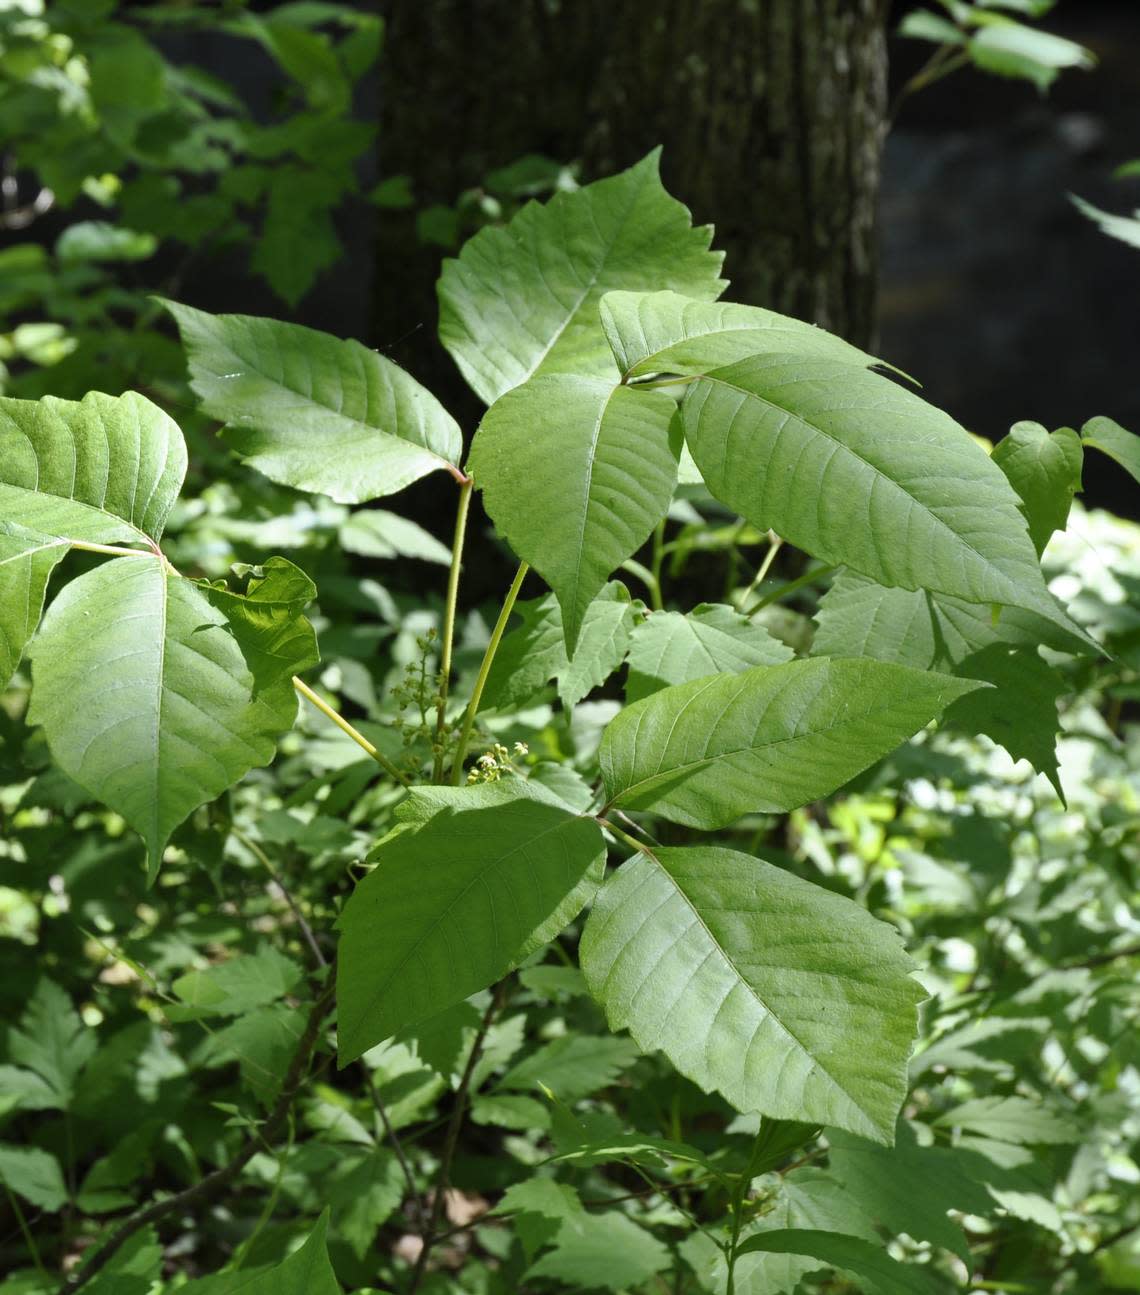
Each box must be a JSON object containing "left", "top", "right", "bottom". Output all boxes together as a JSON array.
[
  {"left": 232, "top": 827, "right": 326, "bottom": 969},
  {"left": 407, "top": 983, "right": 507, "bottom": 1292},
  {"left": 59, "top": 977, "right": 336, "bottom": 1294},
  {"left": 449, "top": 562, "right": 529, "bottom": 785},
  {"left": 361, "top": 1065, "right": 426, "bottom": 1233},
  {"left": 744, "top": 564, "right": 834, "bottom": 617}
]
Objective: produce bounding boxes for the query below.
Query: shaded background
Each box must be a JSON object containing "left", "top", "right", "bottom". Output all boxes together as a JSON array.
[{"left": 306, "top": 1, "right": 1140, "bottom": 515}]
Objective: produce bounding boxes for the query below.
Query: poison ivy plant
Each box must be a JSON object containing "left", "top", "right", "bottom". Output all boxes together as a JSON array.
[{"left": 2, "top": 150, "right": 1135, "bottom": 1295}]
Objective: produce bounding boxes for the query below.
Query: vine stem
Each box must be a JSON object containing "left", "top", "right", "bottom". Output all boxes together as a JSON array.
[
  {"left": 449, "top": 561, "right": 528, "bottom": 785},
  {"left": 292, "top": 676, "right": 410, "bottom": 786},
  {"left": 59, "top": 977, "right": 336, "bottom": 1295},
  {"left": 432, "top": 478, "right": 473, "bottom": 782},
  {"left": 407, "top": 982, "right": 507, "bottom": 1292}
]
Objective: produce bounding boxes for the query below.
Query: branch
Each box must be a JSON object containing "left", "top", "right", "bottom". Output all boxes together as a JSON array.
[
  {"left": 59, "top": 977, "right": 336, "bottom": 1294},
  {"left": 407, "top": 982, "right": 507, "bottom": 1291}
]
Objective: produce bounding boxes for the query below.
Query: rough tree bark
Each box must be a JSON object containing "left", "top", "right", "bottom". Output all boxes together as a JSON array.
[{"left": 373, "top": 0, "right": 890, "bottom": 401}]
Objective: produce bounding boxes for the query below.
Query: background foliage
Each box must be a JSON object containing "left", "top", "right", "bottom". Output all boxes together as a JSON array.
[{"left": 1, "top": 3, "right": 1138, "bottom": 1295}]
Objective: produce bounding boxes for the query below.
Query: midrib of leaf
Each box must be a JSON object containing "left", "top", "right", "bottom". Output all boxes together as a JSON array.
[
  {"left": 345, "top": 812, "right": 580, "bottom": 1034},
  {"left": 522, "top": 171, "right": 648, "bottom": 379},
  {"left": 211, "top": 331, "right": 461, "bottom": 475},
  {"left": 697, "top": 371, "right": 1027, "bottom": 597},
  {"left": 0, "top": 540, "right": 63, "bottom": 567},
  {"left": 565, "top": 385, "right": 617, "bottom": 621},
  {"left": 609, "top": 670, "right": 941, "bottom": 805},
  {"left": 603, "top": 849, "right": 861, "bottom": 1118},
  {"left": 0, "top": 483, "right": 155, "bottom": 551},
  {"left": 151, "top": 564, "right": 169, "bottom": 854}
]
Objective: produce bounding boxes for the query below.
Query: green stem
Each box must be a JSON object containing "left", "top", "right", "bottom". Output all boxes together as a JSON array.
[
  {"left": 292, "top": 676, "right": 411, "bottom": 786},
  {"left": 69, "top": 539, "right": 156, "bottom": 559},
  {"left": 744, "top": 564, "right": 834, "bottom": 616},
  {"left": 433, "top": 478, "right": 474, "bottom": 782},
  {"left": 5, "top": 1182, "right": 47, "bottom": 1281},
  {"left": 627, "top": 373, "right": 702, "bottom": 390},
  {"left": 232, "top": 826, "right": 326, "bottom": 969},
  {"left": 649, "top": 519, "right": 666, "bottom": 611},
  {"left": 620, "top": 557, "right": 659, "bottom": 604},
  {"left": 449, "top": 561, "right": 528, "bottom": 785},
  {"left": 596, "top": 817, "right": 653, "bottom": 857},
  {"left": 737, "top": 532, "right": 783, "bottom": 608},
  {"left": 889, "top": 44, "right": 970, "bottom": 123},
  {"left": 725, "top": 1170, "right": 748, "bottom": 1295}
]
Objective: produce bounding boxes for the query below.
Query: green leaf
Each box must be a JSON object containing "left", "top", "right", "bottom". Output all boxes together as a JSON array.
[
  {"left": 600, "top": 289, "right": 881, "bottom": 380},
  {"left": 0, "top": 1143, "right": 68, "bottom": 1212},
  {"left": 495, "top": 1179, "right": 584, "bottom": 1261},
  {"left": 549, "top": 1133, "right": 718, "bottom": 1174},
  {"left": 680, "top": 1169, "right": 878, "bottom": 1295},
  {"left": 811, "top": 570, "right": 1088, "bottom": 669},
  {"left": 201, "top": 557, "right": 319, "bottom": 700},
  {"left": 968, "top": 21, "right": 1094, "bottom": 91},
  {"left": 439, "top": 150, "right": 726, "bottom": 404},
  {"left": 827, "top": 1122, "right": 994, "bottom": 1264},
  {"left": 163, "top": 301, "right": 462, "bottom": 503},
  {"left": 580, "top": 846, "right": 926, "bottom": 1142},
  {"left": 469, "top": 375, "right": 679, "bottom": 652},
  {"left": 336, "top": 791, "right": 605, "bottom": 1062},
  {"left": 1071, "top": 195, "right": 1140, "bottom": 251},
  {"left": 1082, "top": 416, "right": 1140, "bottom": 485},
  {"left": 55, "top": 222, "right": 157, "bottom": 264},
  {"left": 8, "top": 980, "right": 96, "bottom": 1108},
  {"left": 682, "top": 354, "right": 1088, "bottom": 638},
  {"left": 0, "top": 1065, "right": 59, "bottom": 1116},
  {"left": 170, "top": 948, "right": 303, "bottom": 1021},
  {"left": 992, "top": 421, "right": 1082, "bottom": 554},
  {"left": 625, "top": 603, "right": 793, "bottom": 702},
  {"left": 0, "top": 523, "right": 65, "bottom": 688},
  {"left": 338, "top": 509, "right": 451, "bottom": 564},
  {"left": 933, "top": 1096, "right": 1083, "bottom": 1144},
  {"left": 526, "top": 1209, "right": 671, "bottom": 1292},
  {"left": 204, "top": 1003, "right": 305, "bottom": 1107},
  {"left": 0, "top": 389, "right": 185, "bottom": 546},
  {"left": 326, "top": 1150, "right": 405, "bottom": 1260},
  {"left": 599, "top": 657, "right": 984, "bottom": 829},
  {"left": 898, "top": 12, "right": 967, "bottom": 44},
  {"left": 498, "top": 1034, "right": 641, "bottom": 1103},
  {"left": 945, "top": 645, "right": 1067, "bottom": 798},
  {"left": 471, "top": 1092, "right": 552, "bottom": 1130},
  {"left": 734, "top": 1229, "right": 932, "bottom": 1295},
  {"left": 482, "top": 582, "right": 636, "bottom": 711},
  {"left": 27, "top": 558, "right": 304, "bottom": 877},
  {"left": 230, "top": 15, "right": 349, "bottom": 113},
  {"left": 180, "top": 1211, "right": 340, "bottom": 1294}
]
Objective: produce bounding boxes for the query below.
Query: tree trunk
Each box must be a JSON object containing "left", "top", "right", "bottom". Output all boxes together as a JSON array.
[{"left": 373, "top": 0, "right": 889, "bottom": 405}]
